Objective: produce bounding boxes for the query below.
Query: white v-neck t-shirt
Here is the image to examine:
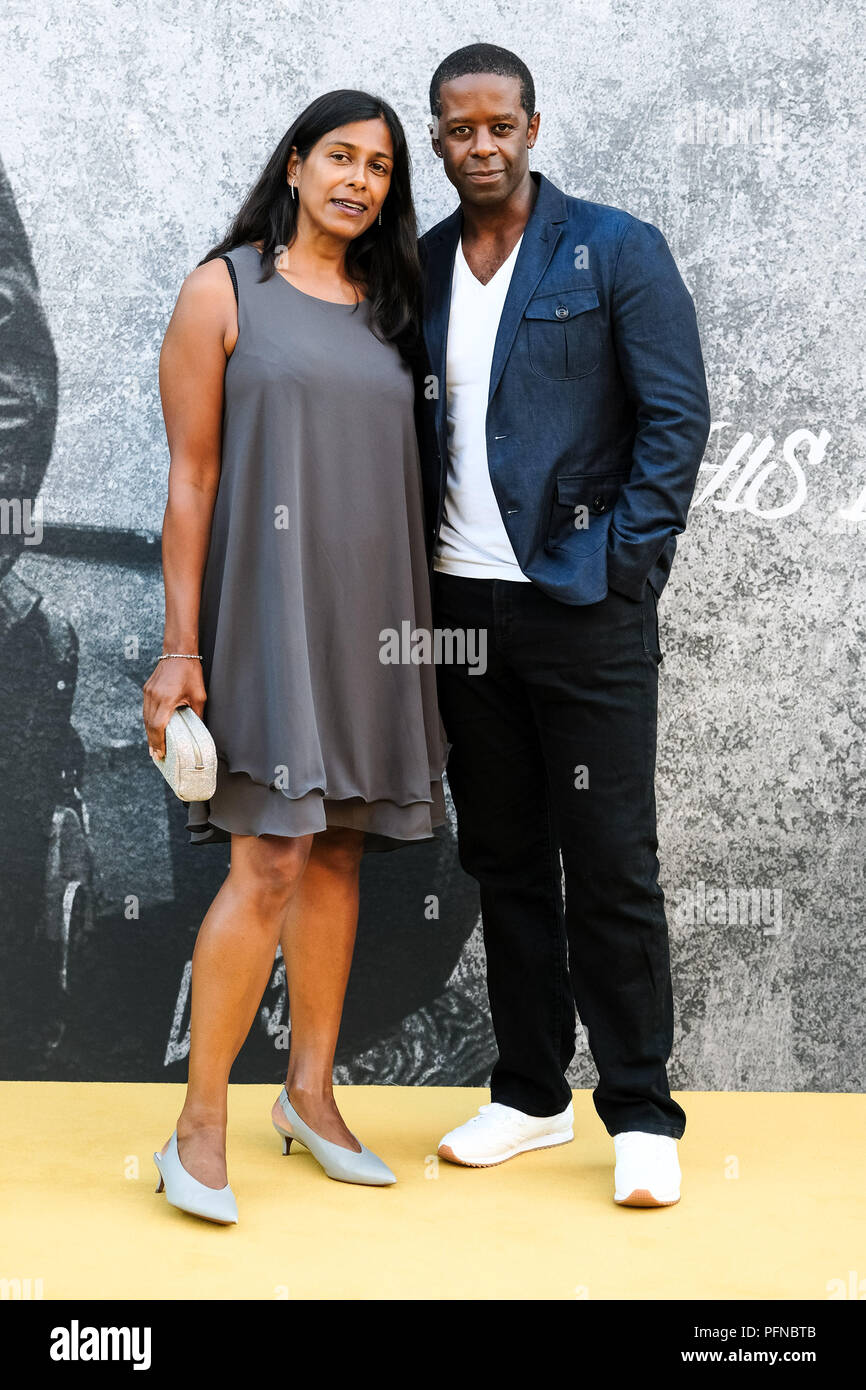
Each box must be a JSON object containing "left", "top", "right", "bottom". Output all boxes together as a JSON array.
[{"left": 433, "top": 233, "right": 531, "bottom": 581}]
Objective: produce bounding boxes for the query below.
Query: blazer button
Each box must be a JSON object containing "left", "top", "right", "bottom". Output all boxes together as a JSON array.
[
  {"left": 555, "top": 305, "right": 570, "bottom": 319},
  {"left": 592, "top": 495, "right": 606, "bottom": 512}
]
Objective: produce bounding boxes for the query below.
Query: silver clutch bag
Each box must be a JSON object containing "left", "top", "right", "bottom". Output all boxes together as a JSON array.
[{"left": 150, "top": 704, "right": 217, "bottom": 801}]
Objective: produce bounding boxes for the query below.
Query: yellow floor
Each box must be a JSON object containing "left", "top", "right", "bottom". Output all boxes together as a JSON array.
[{"left": 1, "top": 1084, "right": 862, "bottom": 1300}]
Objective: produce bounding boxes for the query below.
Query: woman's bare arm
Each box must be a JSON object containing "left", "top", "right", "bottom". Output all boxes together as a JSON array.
[{"left": 142, "top": 257, "right": 237, "bottom": 758}]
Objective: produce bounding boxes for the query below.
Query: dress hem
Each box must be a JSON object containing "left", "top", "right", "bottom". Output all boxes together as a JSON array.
[
  {"left": 201, "top": 750, "right": 445, "bottom": 812},
  {"left": 183, "top": 763, "right": 447, "bottom": 853},
  {"left": 184, "top": 804, "right": 448, "bottom": 853}
]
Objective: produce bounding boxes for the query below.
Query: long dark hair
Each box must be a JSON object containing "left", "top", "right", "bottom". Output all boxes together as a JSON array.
[{"left": 200, "top": 89, "right": 424, "bottom": 364}]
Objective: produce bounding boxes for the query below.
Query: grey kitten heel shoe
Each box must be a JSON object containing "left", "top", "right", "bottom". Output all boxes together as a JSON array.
[
  {"left": 153, "top": 1130, "right": 239, "bottom": 1225},
  {"left": 272, "top": 1086, "right": 396, "bottom": 1186}
]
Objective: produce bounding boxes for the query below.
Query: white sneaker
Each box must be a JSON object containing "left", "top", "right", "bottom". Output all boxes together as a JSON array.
[
  {"left": 613, "top": 1131, "right": 682, "bottom": 1206},
  {"left": 438, "top": 1100, "right": 574, "bottom": 1167}
]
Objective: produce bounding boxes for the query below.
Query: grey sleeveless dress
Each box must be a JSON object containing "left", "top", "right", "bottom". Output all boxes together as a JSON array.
[{"left": 184, "top": 243, "right": 447, "bottom": 852}]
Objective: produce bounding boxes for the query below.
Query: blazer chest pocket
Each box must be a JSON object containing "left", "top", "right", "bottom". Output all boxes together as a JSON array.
[
  {"left": 548, "top": 471, "right": 627, "bottom": 555},
  {"left": 524, "top": 286, "right": 601, "bottom": 380}
]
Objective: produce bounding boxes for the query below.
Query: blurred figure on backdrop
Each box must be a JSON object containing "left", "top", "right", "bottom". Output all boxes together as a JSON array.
[{"left": 0, "top": 154, "right": 93, "bottom": 1073}]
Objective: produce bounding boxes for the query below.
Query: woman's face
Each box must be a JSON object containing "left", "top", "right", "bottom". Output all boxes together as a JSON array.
[{"left": 289, "top": 119, "right": 394, "bottom": 239}]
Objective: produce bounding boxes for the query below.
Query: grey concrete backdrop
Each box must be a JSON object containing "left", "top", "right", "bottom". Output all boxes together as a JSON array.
[{"left": 1, "top": 0, "right": 863, "bottom": 1088}]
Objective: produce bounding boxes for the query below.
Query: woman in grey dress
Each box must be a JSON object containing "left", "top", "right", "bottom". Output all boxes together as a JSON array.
[{"left": 142, "top": 90, "right": 446, "bottom": 1222}]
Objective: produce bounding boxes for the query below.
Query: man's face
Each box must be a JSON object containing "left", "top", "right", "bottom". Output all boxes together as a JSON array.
[{"left": 429, "top": 73, "right": 539, "bottom": 207}]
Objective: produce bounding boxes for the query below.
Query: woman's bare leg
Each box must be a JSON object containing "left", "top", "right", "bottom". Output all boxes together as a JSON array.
[
  {"left": 160, "top": 831, "right": 313, "bottom": 1187},
  {"left": 271, "top": 826, "right": 366, "bottom": 1152}
]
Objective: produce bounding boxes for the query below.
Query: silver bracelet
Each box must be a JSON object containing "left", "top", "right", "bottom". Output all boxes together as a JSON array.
[{"left": 158, "top": 653, "right": 202, "bottom": 661}]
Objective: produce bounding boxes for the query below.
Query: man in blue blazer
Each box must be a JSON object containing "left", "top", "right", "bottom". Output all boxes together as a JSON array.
[{"left": 420, "top": 44, "right": 711, "bottom": 1206}]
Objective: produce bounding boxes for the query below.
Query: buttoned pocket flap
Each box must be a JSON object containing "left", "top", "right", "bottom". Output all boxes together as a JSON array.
[
  {"left": 523, "top": 286, "right": 600, "bottom": 320},
  {"left": 555, "top": 471, "right": 627, "bottom": 514}
]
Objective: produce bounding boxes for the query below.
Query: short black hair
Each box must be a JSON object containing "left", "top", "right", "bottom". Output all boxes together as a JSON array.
[{"left": 429, "top": 43, "right": 535, "bottom": 125}]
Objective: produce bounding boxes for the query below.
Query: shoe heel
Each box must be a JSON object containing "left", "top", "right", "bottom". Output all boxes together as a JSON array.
[
  {"left": 274, "top": 1088, "right": 396, "bottom": 1186},
  {"left": 272, "top": 1117, "right": 294, "bottom": 1155},
  {"left": 152, "top": 1132, "right": 238, "bottom": 1225}
]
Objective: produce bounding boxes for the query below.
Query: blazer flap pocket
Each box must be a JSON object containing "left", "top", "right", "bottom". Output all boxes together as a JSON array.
[
  {"left": 555, "top": 471, "right": 627, "bottom": 513},
  {"left": 524, "top": 286, "right": 600, "bottom": 321}
]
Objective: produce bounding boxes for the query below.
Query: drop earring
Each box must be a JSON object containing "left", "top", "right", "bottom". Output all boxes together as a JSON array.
[
  {"left": 378, "top": 207, "right": 382, "bottom": 225},
  {"left": 288, "top": 177, "right": 296, "bottom": 200}
]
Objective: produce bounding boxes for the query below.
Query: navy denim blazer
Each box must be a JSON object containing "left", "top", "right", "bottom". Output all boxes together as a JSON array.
[{"left": 416, "top": 170, "right": 712, "bottom": 604}]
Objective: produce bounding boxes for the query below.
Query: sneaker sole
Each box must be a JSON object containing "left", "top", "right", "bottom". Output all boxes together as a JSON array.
[
  {"left": 438, "top": 1130, "right": 574, "bottom": 1167},
  {"left": 614, "top": 1187, "right": 680, "bottom": 1207}
]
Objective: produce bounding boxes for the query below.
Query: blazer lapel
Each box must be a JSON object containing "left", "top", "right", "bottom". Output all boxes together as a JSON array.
[
  {"left": 488, "top": 173, "right": 568, "bottom": 404},
  {"left": 420, "top": 207, "right": 460, "bottom": 456},
  {"left": 420, "top": 172, "right": 570, "bottom": 447}
]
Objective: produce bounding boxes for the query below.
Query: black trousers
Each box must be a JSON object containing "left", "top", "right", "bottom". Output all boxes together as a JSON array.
[{"left": 431, "top": 569, "right": 686, "bottom": 1139}]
